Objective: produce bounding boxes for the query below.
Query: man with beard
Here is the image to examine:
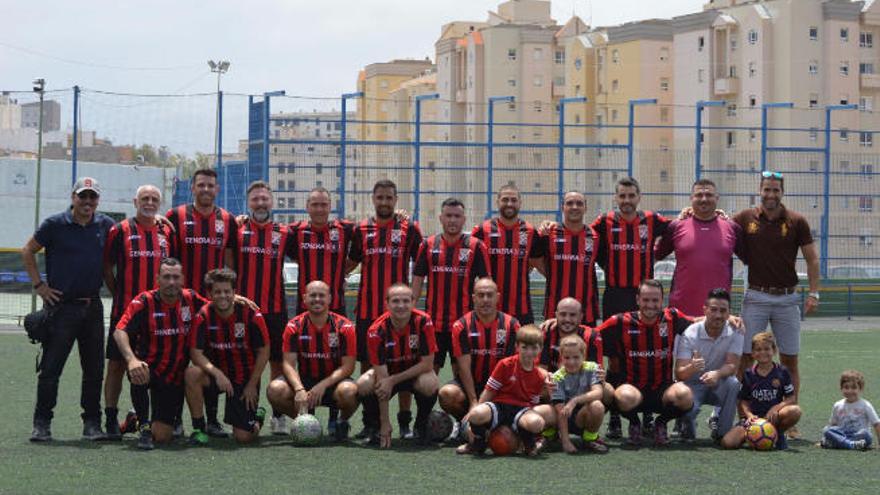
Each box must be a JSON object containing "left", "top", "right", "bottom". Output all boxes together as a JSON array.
[
  {"left": 166, "top": 168, "right": 238, "bottom": 437},
  {"left": 471, "top": 184, "right": 544, "bottom": 325},
  {"left": 233, "top": 181, "right": 297, "bottom": 435},
  {"left": 347, "top": 180, "right": 422, "bottom": 439},
  {"left": 113, "top": 258, "right": 210, "bottom": 450},
  {"left": 102, "top": 185, "right": 173, "bottom": 439},
  {"left": 733, "top": 172, "right": 820, "bottom": 438},
  {"left": 412, "top": 198, "right": 490, "bottom": 373}
]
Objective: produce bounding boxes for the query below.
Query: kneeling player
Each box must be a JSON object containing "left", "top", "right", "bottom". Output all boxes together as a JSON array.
[
  {"left": 721, "top": 332, "right": 800, "bottom": 450},
  {"left": 552, "top": 335, "right": 607, "bottom": 454},
  {"left": 457, "top": 325, "right": 555, "bottom": 456},
  {"left": 266, "top": 281, "right": 359, "bottom": 441},
  {"left": 185, "top": 269, "right": 270, "bottom": 445},
  {"left": 357, "top": 284, "right": 439, "bottom": 448}
]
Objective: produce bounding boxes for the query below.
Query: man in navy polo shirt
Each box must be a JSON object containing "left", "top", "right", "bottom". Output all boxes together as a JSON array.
[{"left": 22, "top": 177, "right": 116, "bottom": 442}]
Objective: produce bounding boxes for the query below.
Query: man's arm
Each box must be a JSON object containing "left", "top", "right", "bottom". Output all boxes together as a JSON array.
[
  {"left": 411, "top": 275, "right": 424, "bottom": 306},
  {"left": 102, "top": 260, "right": 116, "bottom": 296},
  {"left": 190, "top": 347, "right": 233, "bottom": 394},
  {"left": 455, "top": 355, "right": 479, "bottom": 407},
  {"left": 22, "top": 237, "right": 62, "bottom": 305},
  {"left": 573, "top": 382, "right": 604, "bottom": 406},
  {"left": 654, "top": 221, "right": 676, "bottom": 260},
  {"left": 113, "top": 329, "right": 150, "bottom": 385},
  {"left": 699, "top": 352, "right": 739, "bottom": 387},
  {"left": 388, "top": 355, "right": 433, "bottom": 386},
  {"left": 802, "top": 242, "right": 820, "bottom": 314},
  {"left": 477, "top": 387, "right": 497, "bottom": 404},
  {"left": 373, "top": 364, "right": 393, "bottom": 448}
]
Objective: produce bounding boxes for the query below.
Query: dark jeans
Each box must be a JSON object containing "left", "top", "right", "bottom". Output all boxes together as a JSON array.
[{"left": 34, "top": 299, "right": 105, "bottom": 423}]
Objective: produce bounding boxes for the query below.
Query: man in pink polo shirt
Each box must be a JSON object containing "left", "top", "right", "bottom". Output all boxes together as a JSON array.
[{"left": 655, "top": 178, "right": 743, "bottom": 316}]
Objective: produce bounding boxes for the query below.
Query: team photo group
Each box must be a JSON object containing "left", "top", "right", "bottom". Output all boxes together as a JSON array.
[{"left": 22, "top": 168, "right": 880, "bottom": 455}]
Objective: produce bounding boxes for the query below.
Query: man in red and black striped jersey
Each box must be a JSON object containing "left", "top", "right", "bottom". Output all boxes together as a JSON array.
[
  {"left": 233, "top": 181, "right": 297, "bottom": 434},
  {"left": 346, "top": 180, "right": 423, "bottom": 438},
  {"left": 439, "top": 278, "right": 520, "bottom": 425},
  {"left": 166, "top": 168, "right": 237, "bottom": 435},
  {"left": 412, "top": 197, "right": 491, "bottom": 371},
  {"left": 186, "top": 268, "right": 270, "bottom": 445},
  {"left": 356, "top": 284, "right": 439, "bottom": 448},
  {"left": 535, "top": 191, "right": 600, "bottom": 325},
  {"left": 101, "top": 184, "right": 172, "bottom": 439},
  {"left": 591, "top": 177, "right": 670, "bottom": 319},
  {"left": 597, "top": 280, "right": 694, "bottom": 448},
  {"left": 113, "top": 258, "right": 209, "bottom": 450},
  {"left": 471, "top": 184, "right": 545, "bottom": 325},
  {"left": 288, "top": 187, "right": 354, "bottom": 317},
  {"left": 267, "top": 281, "right": 359, "bottom": 441}
]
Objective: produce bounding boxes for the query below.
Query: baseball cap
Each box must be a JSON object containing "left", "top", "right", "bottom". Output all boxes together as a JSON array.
[{"left": 73, "top": 177, "right": 101, "bottom": 196}]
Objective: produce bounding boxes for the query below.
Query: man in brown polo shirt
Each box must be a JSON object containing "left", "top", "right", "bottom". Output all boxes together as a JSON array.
[{"left": 734, "top": 171, "right": 819, "bottom": 435}]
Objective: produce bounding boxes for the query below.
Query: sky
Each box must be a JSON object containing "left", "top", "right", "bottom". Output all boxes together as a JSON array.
[{"left": 1, "top": 0, "right": 702, "bottom": 153}]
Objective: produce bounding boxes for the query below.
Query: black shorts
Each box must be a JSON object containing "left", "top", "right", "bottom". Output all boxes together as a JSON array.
[
  {"left": 602, "top": 287, "right": 639, "bottom": 321},
  {"left": 636, "top": 386, "right": 669, "bottom": 414},
  {"left": 207, "top": 379, "right": 261, "bottom": 431},
  {"left": 445, "top": 378, "right": 487, "bottom": 409},
  {"left": 434, "top": 332, "right": 453, "bottom": 369},
  {"left": 301, "top": 377, "right": 355, "bottom": 409},
  {"left": 356, "top": 318, "right": 375, "bottom": 363},
  {"left": 392, "top": 378, "right": 415, "bottom": 395},
  {"left": 106, "top": 317, "right": 123, "bottom": 361},
  {"left": 263, "top": 312, "right": 288, "bottom": 363},
  {"left": 487, "top": 402, "right": 530, "bottom": 431},
  {"left": 515, "top": 313, "right": 535, "bottom": 326},
  {"left": 148, "top": 379, "right": 185, "bottom": 425}
]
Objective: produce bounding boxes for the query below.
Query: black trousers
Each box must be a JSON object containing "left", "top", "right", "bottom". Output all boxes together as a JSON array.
[{"left": 34, "top": 299, "right": 105, "bottom": 423}]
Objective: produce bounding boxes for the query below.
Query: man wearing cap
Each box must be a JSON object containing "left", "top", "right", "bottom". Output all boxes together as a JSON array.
[{"left": 22, "top": 177, "right": 116, "bottom": 442}]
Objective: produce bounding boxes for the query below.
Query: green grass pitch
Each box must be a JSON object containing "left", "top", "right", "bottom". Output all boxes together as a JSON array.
[{"left": 1, "top": 330, "right": 878, "bottom": 494}]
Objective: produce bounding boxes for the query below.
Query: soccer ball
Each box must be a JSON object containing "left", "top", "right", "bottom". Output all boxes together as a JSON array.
[
  {"left": 425, "top": 410, "right": 454, "bottom": 442},
  {"left": 746, "top": 418, "right": 777, "bottom": 451},
  {"left": 488, "top": 425, "right": 521, "bottom": 456},
  {"left": 291, "top": 414, "right": 323, "bottom": 446}
]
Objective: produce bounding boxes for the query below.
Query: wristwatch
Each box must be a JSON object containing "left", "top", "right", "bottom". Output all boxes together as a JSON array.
[{"left": 808, "top": 292, "right": 820, "bottom": 300}]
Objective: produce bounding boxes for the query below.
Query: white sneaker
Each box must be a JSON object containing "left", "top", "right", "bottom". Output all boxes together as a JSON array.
[
  {"left": 852, "top": 439, "right": 868, "bottom": 450},
  {"left": 270, "top": 415, "right": 287, "bottom": 436},
  {"left": 448, "top": 420, "right": 460, "bottom": 442}
]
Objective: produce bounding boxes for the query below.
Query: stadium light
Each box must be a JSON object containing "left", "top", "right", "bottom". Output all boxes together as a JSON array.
[
  {"left": 31, "top": 78, "right": 46, "bottom": 313},
  {"left": 208, "top": 60, "right": 230, "bottom": 170}
]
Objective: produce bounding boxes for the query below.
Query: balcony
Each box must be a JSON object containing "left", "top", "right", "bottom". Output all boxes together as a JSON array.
[
  {"left": 861, "top": 73, "right": 880, "bottom": 89},
  {"left": 714, "top": 77, "right": 739, "bottom": 96}
]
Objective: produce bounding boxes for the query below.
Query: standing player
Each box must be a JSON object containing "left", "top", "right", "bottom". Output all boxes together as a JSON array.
[
  {"left": 598, "top": 280, "right": 695, "bottom": 448},
  {"left": 166, "top": 168, "right": 238, "bottom": 437},
  {"left": 535, "top": 191, "right": 600, "bottom": 326},
  {"left": 101, "top": 185, "right": 172, "bottom": 439},
  {"left": 357, "top": 284, "right": 439, "bottom": 447},
  {"left": 412, "top": 198, "right": 490, "bottom": 372},
  {"left": 113, "top": 258, "right": 209, "bottom": 450},
  {"left": 288, "top": 187, "right": 354, "bottom": 317},
  {"left": 439, "top": 278, "right": 520, "bottom": 430},
  {"left": 347, "top": 180, "right": 422, "bottom": 438},
  {"left": 233, "top": 181, "right": 297, "bottom": 435},
  {"left": 266, "top": 281, "right": 359, "bottom": 441},
  {"left": 590, "top": 177, "right": 669, "bottom": 437},
  {"left": 186, "top": 268, "right": 270, "bottom": 445},
  {"left": 471, "top": 184, "right": 544, "bottom": 325}
]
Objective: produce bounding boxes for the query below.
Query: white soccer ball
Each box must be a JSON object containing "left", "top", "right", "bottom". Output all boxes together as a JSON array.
[{"left": 290, "top": 414, "right": 322, "bottom": 445}]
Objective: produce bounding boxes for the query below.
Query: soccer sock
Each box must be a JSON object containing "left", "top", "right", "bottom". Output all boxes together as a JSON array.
[
  {"left": 469, "top": 422, "right": 488, "bottom": 441},
  {"left": 398, "top": 410, "right": 413, "bottom": 428},
  {"left": 414, "top": 392, "right": 438, "bottom": 429},
  {"left": 205, "top": 388, "right": 219, "bottom": 423},
  {"left": 361, "top": 395, "right": 380, "bottom": 429},
  {"left": 518, "top": 430, "right": 537, "bottom": 451},
  {"left": 272, "top": 408, "right": 282, "bottom": 419},
  {"left": 328, "top": 406, "right": 339, "bottom": 422},
  {"left": 609, "top": 410, "right": 621, "bottom": 425},
  {"left": 582, "top": 430, "right": 599, "bottom": 442},
  {"left": 192, "top": 416, "right": 206, "bottom": 432},
  {"left": 657, "top": 403, "right": 686, "bottom": 425},
  {"left": 105, "top": 407, "right": 119, "bottom": 423},
  {"left": 130, "top": 384, "right": 150, "bottom": 426},
  {"left": 620, "top": 409, "right": 640, "bottom": 425}
]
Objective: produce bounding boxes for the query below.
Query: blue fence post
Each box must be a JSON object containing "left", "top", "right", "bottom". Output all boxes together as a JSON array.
[
  {"left": 626, "top": 99, "right": 657, "bottom": 178},
  {"left": 822, "top": 104, "right": 858, "bottom": 279},
  {"left": 414, "top": 93, "right": 439, "bottom": 222},
  {"left": 487, "top": 96, "right": 514, "bottom": 219},
  {"left": 340, "top": 92, "right": 363, "bottom": 220},
  {"left": 559, "top": 97, "right": 586, "bottom": 223},
  {"left": 262, "top": 95, "right": 271, "bottom": 185},
  {"left": 694, "top": 100, "right": 725, "bottom": 180},
  {"left": 71, "top": 85, "right": 79, "bottom": 185},
  {"left": 760, "top": 102, "right": 794, "bottom": 172}
]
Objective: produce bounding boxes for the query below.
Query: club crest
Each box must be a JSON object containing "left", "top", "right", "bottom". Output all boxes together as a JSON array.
[
  {"left": 271, "top": 231, "right": 281, "bottom": 245},
  {"left": 329, "top": 229, "right": 339, "bottom": 242},
  {"left": 234, "top": 323, "right": 246, "bottom": 339},
  {"left": 409, "top": 334, "right": 419, "bottom": 350},
  {"left": 391, "top": 229, "right": 402, "bottom": 244},
  {"left": 215, "top": 219, "right": 225, "bottom": 235},
  {"left": 458, "top": 248, "right": 471, "bottom": 263},
  {"left": 496, "top": 328, "right": 507, "bottom": 345},
  {"left": 584, "top": 237, "right": 594, "bottom": 253},
  {"left": 638, "top": 224, "right": 649, "bottom": 240},
  {"left": 181, "top": 306, "right": 191, "bottom": 322},
  {"left": 658, "top": 322, "right": 668, "bottom": 338},
  {"left": 519, "top": 231, "right": 529, "bottom": 248},
  {"left": 328, "top": 332, "right": 339, "bottom": 348}
]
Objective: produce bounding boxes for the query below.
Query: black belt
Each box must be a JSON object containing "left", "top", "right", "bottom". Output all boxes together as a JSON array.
[
  {"left": 748, "top": 285, "right": 797, "bottom": 295},
  {"left": 60, "top": 297, "right": 97, "bottom": 305}
]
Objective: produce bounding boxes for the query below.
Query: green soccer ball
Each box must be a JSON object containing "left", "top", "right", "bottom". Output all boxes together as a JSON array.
[{"left": 291, "top": 414, "right": 322, "bottom": 446}]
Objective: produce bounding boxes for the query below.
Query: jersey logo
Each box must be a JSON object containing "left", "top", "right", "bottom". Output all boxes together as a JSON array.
[
  {"left": 747, "top": 221, "right": 759, "bottom": 234},
  {"left": 271, "top": 231, "right": 281, "bottom": 245},
  {"left": 780, "top": 223, "right": 788, "bottom": 238},
  {"left": 158, "top": 235, "right": 168, "bottom": 248},
  {"left": 658, "top": 322, "right": 668, "bottom": 338},
  {"left": 328, "top": 333, "right": 339, "bottom": 348},
  {"left": 458, "top": 248, "right": 471, "bottom": 263},
  {"left": 329, "top": 229, "right": 339, "bottom": 242},
  {"left": 391, "top": 229, "right": 402, "bottom": 244},
  {"left": 519, "top": 231, "right": 529, "bottom": 247},
  {"left": 584, "top": 237, "right": 593, "bottom": 253},
  {"left": 409, "top": 334, "right": 419, "bottom": 350},
  {"left": 234, "top": 323, "right": 246, "bottom": 339},
  {"left": 215, "top": 219, "right": 225, "bottom": 234},
  {"left": 496, "top": 328, "right": 507, "bottom": 345},
  {"left": 771, "top": 378, "right": 781, "bottom": 388},
  {"left": 638, "top": 224, "right": 649, "bottom": 240},
  {"left": 181, "top": 307, "right": 191, "bottom": 322}
]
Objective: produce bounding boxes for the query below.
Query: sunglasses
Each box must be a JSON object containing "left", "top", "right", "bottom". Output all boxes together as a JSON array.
[
  {"left": 77, "top": 191, "right": 99, "bottom": 200},
  {"left": 761, "top": 171, "right": 783, "bottom": 179}
]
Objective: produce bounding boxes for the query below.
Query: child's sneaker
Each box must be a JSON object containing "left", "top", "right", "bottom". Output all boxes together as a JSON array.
[
  {"left": 851, "top": 439, "right": 868, "bottom": 450},
  {"left": 188, "top": 429, "right": 209, "bottom": 446},
  {"left": 270, "top": 415, "right": 287, "bottom": 435},
  {"left": 137, "top": 424, "right": 154, "bottom": 451}
]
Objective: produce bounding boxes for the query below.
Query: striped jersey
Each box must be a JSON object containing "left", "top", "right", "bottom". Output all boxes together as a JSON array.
[
  {"left": 191, "top": 303, "right": 269, "bottom": 386},
  {"left": 165, "top": 204, "right": 237, "bottom": 295}
]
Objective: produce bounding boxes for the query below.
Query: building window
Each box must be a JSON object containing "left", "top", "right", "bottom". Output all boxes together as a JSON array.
[
  {"left": 554, "top": 76, "right": 565, "bottom": 87},
  {"left": 749, "top": 95, "right": 757, "bottom": 107},
  {"left": 612, "top": 49, "right": 620, "bottom": 64},
  {"left": 841, "top": 160, "right": 850, "bottom": 171},
  {"left": 698, "top": 69, "right": 704, "bottom": 83},
  {"left": 533, "top": 75, "right": 543, "bottom": 87},
  {"left": 533, "top": 153, "right": 542, "bottom": 164},
  {"left": 809, "top": 128, "right": 818, "bottom": 141},
  {"left": 555, "top": 50, "right": 565, "bottom": 64},
  {"left": 859, "top": 196, "right": 873, "bottom": 212},
  {"left": 860, "top": 96, "right": 873, "bottom": 112},
  {"left": 533, "top": 48, "right": 543, "bottom": 60},
  {"left": 809, "top": 26, "right": 818, "bottom": 41},
  {"left": 660, "top": 170, "right": 669, "bottom": 183},
  {"left": 809, "top": 160, "right": 819, "bottom": 172},
  {"left": 660, "top": 48, "right": 669, "bottom": 61},
  {"left": 840, "top": 128, "right": 849, "bottom": 142},
  {"left": 841, "top": 28, "right": 849, "bottom": 42},
  {"left": 316, "top": 163, "right": 323, "bottom": 175},
  {"left": 859, "top": 232, "right": 874, "bottom": 247},
  {"left": 809, "top": 94, "right": 819, "bottom": 108},
  {"left": 534, "top": 102, "right": 542, "bottom": 113},
  {"left": 861, "top": 132, "right": 873, "bottom": 147},
  {"left": 726, "top": 131, "right": 736, "bottom": 148},
  {"left": 748, "top": 62, "right": 756, "bottom": 77},
  {"left": 860, "top": 63, "right": 875, "bottom": 74},
  {"left": 660, "top": 107, "right": 669, "bottom": 122},
  {"left": 809, "top": 60, "right": 818, "bottom": 74},
  {"left": 841, "top": 94, "right": 849, "bottom": 105},
  {"left": 611, "top": 109, "right": 618, "bottom": 122},
  {"left": 840, "top": 61, "right": 850, "bottom": 76},
  {"left": 508, "top": 48, "right": 517, "bottom": 61},
  {"left": 508, "top": 101, "right": 516, "bottom": 112},
  {"left": 660, "top": 78, "right": 669, "bottom": 91},
  {"left": 750, "top": 130, "right": 757, "bottom": 143},
  {"left": 861, "top": 163, "right": 874, "bottom": 177},
  {"left": 861, "top": 32, "right": 874, "bottom": 48},
  {"left": 277, "top": 198, "right": 286, "bottom": 208},
  {"left": 380, "top": 80, "right": 389, "bottom": 89},
  {"left": 612, "top": 79, "right": 619, "bottom": 92},
  {"left": 508, "top": 78, "right": 516, "bottom": 87},
  {"left": 698, "top": 36, "right": 705, "bottom": 51},
  {"left": 727, "top": 104, "right": 737, "bottom": 117},
  {"left": 748, "top": 30, "right": 758, "bottom": 44},
  {"left": 730, "top": 38, "right": 737, "bottom": 51}
]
